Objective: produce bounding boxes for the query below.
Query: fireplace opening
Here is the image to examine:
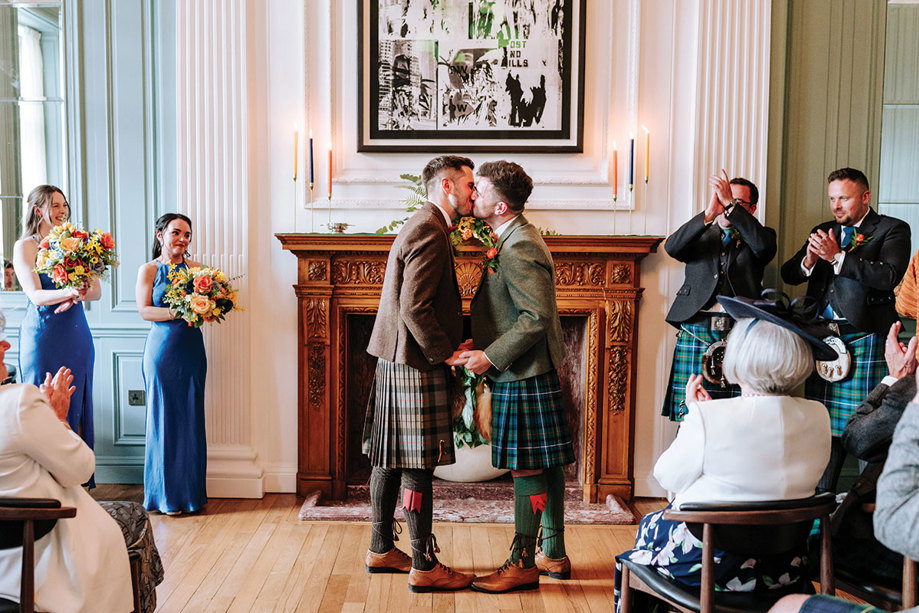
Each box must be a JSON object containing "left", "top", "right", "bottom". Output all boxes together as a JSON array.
[{"left": 344, "top": 314, "right": 587, "bottom": 488}]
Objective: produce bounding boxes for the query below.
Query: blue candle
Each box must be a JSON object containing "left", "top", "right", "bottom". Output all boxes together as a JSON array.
[
  {"left": 308, "top": 130, "right": 315, "bottom": 185},
  {"left": 628, "top": 138, "right": 635, "bottom": 189}
]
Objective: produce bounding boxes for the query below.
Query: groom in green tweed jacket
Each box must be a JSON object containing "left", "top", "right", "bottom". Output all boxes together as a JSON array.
[{"left": 460, "top": 160, "right": 576, "bottom": 593}]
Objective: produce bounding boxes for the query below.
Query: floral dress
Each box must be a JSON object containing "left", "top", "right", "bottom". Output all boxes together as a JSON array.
[{"left": 613, "top": 505, "right": 806, "bottom": 612}]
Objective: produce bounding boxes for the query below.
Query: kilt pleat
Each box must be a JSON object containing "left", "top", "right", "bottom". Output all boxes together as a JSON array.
[
  {"left": 362, "top": 358, "right": 455, "bottom": 469},
  {"left": 805, "top": 331, "right": 886, "bottom": 437},
  {"left": 490, "top": 370, "right": 575, "bottom": 470},
  {"left": 662, "top": 323, "right": 741, "bottom": 421}
]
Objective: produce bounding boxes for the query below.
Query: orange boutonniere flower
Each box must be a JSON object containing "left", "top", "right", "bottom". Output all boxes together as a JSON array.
[{"left": 846, "top": 233, "right": 872, "bottom": 252}]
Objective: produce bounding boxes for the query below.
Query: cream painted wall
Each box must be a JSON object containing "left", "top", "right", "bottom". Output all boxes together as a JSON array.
[{"left": 241, "top": 0, "right": 774, "bottom": 497}]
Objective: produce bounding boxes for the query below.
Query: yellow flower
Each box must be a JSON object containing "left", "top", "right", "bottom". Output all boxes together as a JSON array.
[
  {"left": 91, "top": 257, "right": 99, "bottom": 263},
  {"left": 189, "top": 295, "right": 212, "bottom": 315},
  {"left": 36, "top": 252, "right": 47, "bottom": 269},
  {"left": 74, "top": 265, "right": 85, "bottom": 275}
]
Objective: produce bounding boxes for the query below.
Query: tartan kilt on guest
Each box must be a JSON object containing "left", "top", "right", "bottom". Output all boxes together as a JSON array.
[
  {"left": 805, "top": 331, "right": 886, "bottom": 437},
  {"left": 662, "top": 323, "right": 741, "bottom": 421},
  {"left": 490, "top": 369, "right": 575, "bottom": 470},
  {"left": 361, "top": 358, "right": 455, "bottom": 469}
]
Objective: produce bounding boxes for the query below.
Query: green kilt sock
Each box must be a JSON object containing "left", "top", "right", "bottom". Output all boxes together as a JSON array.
[
  {"left": 369, "top": 467, "right": 401, "bottom": 554},
  {"left": 401, "top": 468, "right": 436, "bottom": 571},
  {"left": 511, "top": 473, "right": 548, "bottom": 568},
  {"left": 540, "top": 465, "right": 567, "bottom": 559}
]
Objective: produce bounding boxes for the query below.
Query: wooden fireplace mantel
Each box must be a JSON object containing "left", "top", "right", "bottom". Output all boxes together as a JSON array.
[{"left": 277, "top": 233, "right": 662, "bottom": 503}]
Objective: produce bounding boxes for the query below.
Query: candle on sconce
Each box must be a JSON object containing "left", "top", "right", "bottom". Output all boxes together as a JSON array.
[
  {"left": 642, "top": 125, "right": 650, "bottom": 183},
  {"left": 328, "top": 149, "right": 333, "bottom": 199},
  {"left": 612, "top": 141, "right": 618, "bottom": 201},
  {"left": 293, "top": 124, "right": 298, "bottom": 181},
  {"left": 308, "top": 130, "right": 315, "bottom": 187},
  {"left": 628, "top": 137, "right": 635, "bottom": 191}
]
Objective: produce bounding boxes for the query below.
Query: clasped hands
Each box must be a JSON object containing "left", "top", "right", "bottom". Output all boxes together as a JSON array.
[
  {"left": 703, "top": 169, "right": 736, "bottom": 224},
  {"left": 54, "top": 286, "right": 88, "bottom": 314},
  {"left": 39, "top": 366, "right": 76, "bottom": 424},
  {"left": 802, "top": 228, "right": 842, "bottom": 269},
  {"left": 445, "top": 339, "right": 492, "bottom": 375}
]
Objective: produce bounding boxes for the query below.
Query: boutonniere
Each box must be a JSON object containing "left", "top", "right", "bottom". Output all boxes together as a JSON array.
[
  {"left": 846, "top": 233, "right": 872, "bottom": 252},
  {"left": 484, "top": 247, "right": 499, "bottom": 273},
  {"left": 451, "top": 216, "right": 500, "bottom": 273}
]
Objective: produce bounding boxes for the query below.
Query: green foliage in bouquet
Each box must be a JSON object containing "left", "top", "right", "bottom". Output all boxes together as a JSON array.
[{"left": 454, "top": 367, "right": 488, "bottom": 449}]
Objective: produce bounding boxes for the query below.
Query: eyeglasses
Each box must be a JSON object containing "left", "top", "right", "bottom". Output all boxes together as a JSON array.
[{"left": 735, "top": 199, "right": 754, "bottom": 207}]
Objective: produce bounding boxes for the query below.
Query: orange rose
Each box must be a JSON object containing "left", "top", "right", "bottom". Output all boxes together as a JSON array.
[
  {"left": 59, "top": 237, "right": 80, "bottom": 252},
  {"left": 100, "top": 232, "right": 115, "bottom": 249},
  {"left": 72, "top": 230, "right": 89, "bottom": 240},
  {"left": 193, "top": 275, "right": 213, "bottom": 294},
  {"left": 485, "top": 248, "right": 498, "bottom": 260},
  {"left": 189, "top": 295, "right": 212, "bottom": 315},
  {"left": 52, "top": 264, "right": 68, "bottom": 285}
]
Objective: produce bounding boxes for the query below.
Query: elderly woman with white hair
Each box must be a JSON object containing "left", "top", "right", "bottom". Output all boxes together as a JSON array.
[{"left": 614, "top": 293, "right": 835, "bottom": 610}]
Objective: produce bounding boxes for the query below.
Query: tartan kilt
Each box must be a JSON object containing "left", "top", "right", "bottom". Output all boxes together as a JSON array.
[
  {"left": 361, "top": 358, "right": 456, "bottom": 469},
  {"left": 662, "top": 323, "right": 741, "bottom": 421},
  {"left": 490, "top": 370, "right": 575, "bottom": 470},
  {"left": 805, "top": 331, "right": 886, "bottom": 437}
]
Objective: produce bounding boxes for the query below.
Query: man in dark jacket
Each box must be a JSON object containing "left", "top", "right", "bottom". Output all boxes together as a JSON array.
[
  {"left": 661, "top": 171, "right": 777, "bottom": 420},
  {"left": 781, "top": 167, "right": 911, "bottom": 491}
]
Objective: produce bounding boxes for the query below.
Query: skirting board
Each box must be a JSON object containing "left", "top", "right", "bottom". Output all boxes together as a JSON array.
[
  {"left": 206, "top": 444, "right": 264, "bottom": 499},
  {"left": 207, "top": 476, "right": 264, "bottom": 499}
]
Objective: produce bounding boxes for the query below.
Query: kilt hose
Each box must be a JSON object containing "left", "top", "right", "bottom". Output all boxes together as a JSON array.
[
  {"left": 805, "top": 331, "right": 886, "bottom": 437},
  {"left": 362, "top": 358, "right": 456, "bottom": 469},
  {"left": 662, "top": 323, "right": 741, "bottom": 421},
  {"left": 490, "top": 370, "right": 575, "bottom": 470}
]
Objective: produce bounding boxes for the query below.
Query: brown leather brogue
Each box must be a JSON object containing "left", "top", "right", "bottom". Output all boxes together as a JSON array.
[
  {"left": 365, "top": 547, "right": 412, "bottom": 573},
  {"left": 407, "top": 562, "right": 474, "bottom": 592},
  {"left": 470, "top": 560, "right": 540, "bottom": 593},
  {"left": 535, "top": 551, "right": 571, "bottom": 580}
]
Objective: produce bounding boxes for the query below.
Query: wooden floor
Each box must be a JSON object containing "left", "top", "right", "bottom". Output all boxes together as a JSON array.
[{"left": 92, "top": 486, "right": 662, "bottom": 613}]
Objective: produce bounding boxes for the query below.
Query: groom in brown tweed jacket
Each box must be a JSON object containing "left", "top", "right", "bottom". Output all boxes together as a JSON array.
[{"left": 361, "top": 155, "right": 476, "bottom": 593}]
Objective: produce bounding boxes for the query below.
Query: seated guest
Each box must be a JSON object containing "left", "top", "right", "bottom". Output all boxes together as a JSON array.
[
  {"left": 0, "top": 327, "right": 158, "bottom": 612},
  {"left": 615, "top": 293, "right": 834, "bottom": 611}
]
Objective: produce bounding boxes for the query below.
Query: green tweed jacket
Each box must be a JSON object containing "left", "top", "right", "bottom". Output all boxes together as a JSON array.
[{"left": 470, "top": 215, "right": 564, "bottom": 383}]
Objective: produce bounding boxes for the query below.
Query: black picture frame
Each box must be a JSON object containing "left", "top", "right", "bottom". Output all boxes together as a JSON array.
[{"left": 358, "top": 0, "right": 586, "bottom": 153}]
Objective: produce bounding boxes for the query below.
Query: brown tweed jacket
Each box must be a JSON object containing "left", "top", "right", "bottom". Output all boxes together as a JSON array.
[{"left": 366, "top": 201, "right": 463, "bottom": 371}]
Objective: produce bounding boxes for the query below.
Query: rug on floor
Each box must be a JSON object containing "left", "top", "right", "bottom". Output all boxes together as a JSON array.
[{"left": 297, "top": 480, "right": 636, "bottom": 524}]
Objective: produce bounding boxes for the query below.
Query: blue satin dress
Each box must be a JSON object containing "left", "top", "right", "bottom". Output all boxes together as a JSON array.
[
  {"left": 142, "top": 260, "right": 208, "bottom": 513},
  {"left": 18, "top": 261, "right": 95, "bottom": 488}
]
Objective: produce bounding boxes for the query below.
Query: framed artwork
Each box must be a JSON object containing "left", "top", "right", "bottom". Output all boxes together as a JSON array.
[{"left": 358, "top": 0, "right": 586, "bottom": 153}]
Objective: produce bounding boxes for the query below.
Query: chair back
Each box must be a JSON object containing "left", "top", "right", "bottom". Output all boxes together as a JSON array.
[
  {"left": 0, "top": 498, "right": 62, "bottom": 549},
  {"left": 678, "top": 496, "right": 836, "bottom": 558}
]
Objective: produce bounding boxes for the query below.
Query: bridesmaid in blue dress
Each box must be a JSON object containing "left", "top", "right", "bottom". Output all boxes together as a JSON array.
[
  {"left": 13, "top": 185, "right": 102, "bottom": 487},
  {"left": 136, "top": 213, "right": 207, "bottom": 515}
]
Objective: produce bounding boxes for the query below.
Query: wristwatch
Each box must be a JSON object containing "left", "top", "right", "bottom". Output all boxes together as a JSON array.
[{"left": 723, "top": 199, "right": 737, "bottom": 214}]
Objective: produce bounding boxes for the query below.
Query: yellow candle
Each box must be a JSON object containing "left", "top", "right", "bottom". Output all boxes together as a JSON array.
[
  {"left": 612, "top": 142, "right": 618, "bottom": 200},
  {"left": 642, "top": 125, "right": 650, "bottom": 183},
  {"left": 293, "top": 124, "right": 298, "bottom": 181}
]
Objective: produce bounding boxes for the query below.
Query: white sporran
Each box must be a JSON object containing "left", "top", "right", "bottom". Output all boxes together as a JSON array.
[{"left": 815, "top": 336, "right": 851, "bottom": 382}]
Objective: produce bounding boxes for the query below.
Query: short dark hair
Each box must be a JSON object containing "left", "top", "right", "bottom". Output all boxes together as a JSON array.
[
  {"left": 476, "top": 160, "right": 533, "bottom": 212},
  {"left": 421, "top": 155, "right": 475, "bottom": 194},
  {"left": 827, "top": 167, "right": 869, "bottom": 192},
  {"left": 729, "top": 177, "right": 759, "bottom": 205}
]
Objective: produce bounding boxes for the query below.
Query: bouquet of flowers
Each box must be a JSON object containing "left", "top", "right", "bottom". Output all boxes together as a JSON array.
[
  {"left": 163, "top": 265, "right": 240, "bottom": 327},
  {"left": 35, "top": 223, "right": 118, "bottom": 290},
  {"left": 451, "top": 216, "right": 499, "bottom": 272}
]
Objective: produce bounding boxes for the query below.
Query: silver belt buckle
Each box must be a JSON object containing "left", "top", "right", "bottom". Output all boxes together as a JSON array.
[
  {"left": 828, "top": 322, "right": 840, "bottom": 336},
  {"left": 712, "top": 316, "right": 729, "bottom": 332}
]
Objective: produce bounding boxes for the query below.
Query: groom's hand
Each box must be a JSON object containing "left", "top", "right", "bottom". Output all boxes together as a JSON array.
[{"left": 460, "top": 350, "right": 492, "bottom": 375}]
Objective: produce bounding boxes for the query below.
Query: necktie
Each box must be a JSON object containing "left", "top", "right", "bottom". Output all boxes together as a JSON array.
[
  {"left": 721, "top": 228, "right": 738, "bottom": 247},
  {"left": 840, "top": 226, "right": 855, "bottom": 249}
]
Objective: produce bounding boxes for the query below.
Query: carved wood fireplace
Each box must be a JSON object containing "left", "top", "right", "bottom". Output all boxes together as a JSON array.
[{"left": 277, "top": 234, "right": 661, "bottom": 503}]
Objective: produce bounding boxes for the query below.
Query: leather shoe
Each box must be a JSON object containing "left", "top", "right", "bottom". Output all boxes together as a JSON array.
[
  {"left": 408, "top": 562, "right": 474, "bottom": 592},
  {"left": 470, "top": 560, "right": 540, "bottom": 593},
  {"left": 365, "top": 548, "right": 412, "bottom": 573},
  {"left": 535, "top": 551, "right": 571, "bottom": 580}
]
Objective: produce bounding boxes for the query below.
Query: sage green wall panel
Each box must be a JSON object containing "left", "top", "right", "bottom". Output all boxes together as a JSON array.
[
  {"left": 775, "top": 0, "right": 887, "bottom": 291},
  {"left": 884, "top": 5, "right": 919, "bottom": 104},
  {"left": 878, "top": 107, "right": 919, "bottom": 204}
]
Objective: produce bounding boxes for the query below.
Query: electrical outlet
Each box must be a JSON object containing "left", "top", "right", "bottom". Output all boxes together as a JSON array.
[{"left": 128, "top": 390, "right": 146, "bottom": 406}]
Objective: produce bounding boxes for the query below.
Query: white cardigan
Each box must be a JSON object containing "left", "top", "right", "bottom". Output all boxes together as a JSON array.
[
  {"left": 0, "top": 384, "right": 133, "bottom": 613},
  {"left": 654, "top": 395, "right": 831, "bottom": 510}
]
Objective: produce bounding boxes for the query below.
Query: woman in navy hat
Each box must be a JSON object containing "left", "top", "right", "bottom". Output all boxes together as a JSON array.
[{"left": 614, "top": 293, "right": 836, "bottom": 610}]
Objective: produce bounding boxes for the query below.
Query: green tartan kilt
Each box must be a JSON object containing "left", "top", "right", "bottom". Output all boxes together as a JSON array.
[
  {"left": 662, "top": 323, "right": 741, "bottom": 421},
  {"left": 361, "top": 358, "right": 456, "bottom": 469},
  {"left": 805, "top": 331, "right": 886, "bottom": 437},
  {"left": 490, "top": 370, "right": 575, "bottom": 470}
]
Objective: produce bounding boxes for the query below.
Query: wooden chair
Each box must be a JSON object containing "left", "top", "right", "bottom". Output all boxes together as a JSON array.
[
  {"left": 620, "top": 493, "right": 837, "bottom": 613},
  {"left": 0, "top": 498, "right": 76, "bottom": 613},
  {"left": 833, "top": 502, "right": 918, "bottom": 611}
]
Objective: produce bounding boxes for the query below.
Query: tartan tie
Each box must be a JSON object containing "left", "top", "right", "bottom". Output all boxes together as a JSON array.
[{"left": 840, "top": 226, "right": 855, "bottom": 248}]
